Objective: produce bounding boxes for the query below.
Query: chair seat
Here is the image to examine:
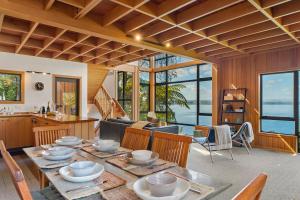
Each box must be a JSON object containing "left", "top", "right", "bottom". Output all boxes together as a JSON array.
[{"left": 193, "top": 137, "right": 207, "bottom": 144}]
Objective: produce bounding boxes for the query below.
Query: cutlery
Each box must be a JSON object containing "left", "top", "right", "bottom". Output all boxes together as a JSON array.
[
  {"left": 65, "top": 180, "right": 108, "bottom": 193},
  {"left": 147, "top": 162, "right": 166, "bottom": 169},
  {"left": 45, "top": 159, "right": 77, "bottom": 167}
]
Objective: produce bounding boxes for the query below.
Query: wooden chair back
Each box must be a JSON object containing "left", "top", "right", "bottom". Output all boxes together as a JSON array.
[
  {"left": 0, "top": 140, "right": 33, "bottom": 200},
  {"left": 232, "top": 173, "right": 267, "bottom": 200},
  {"left": 195, "top": 125, "right": 210, "bottom": 137},
  {"left": 33, "top": 125, "right": 71, "bottom": 146},
  {"left": 121, "top": 127, "right": 151, "bottom": 150},
  {"left": 151, "top": 132, "right": 192, "bottom": 167}
]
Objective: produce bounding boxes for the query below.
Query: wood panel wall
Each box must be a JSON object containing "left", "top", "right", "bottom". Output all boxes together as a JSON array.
[
  {"left": 87, "top": 64, "right": 109, "bottom": 103},
  {"left": 218, "top": 46, "right": 300, "bottom": 153}
]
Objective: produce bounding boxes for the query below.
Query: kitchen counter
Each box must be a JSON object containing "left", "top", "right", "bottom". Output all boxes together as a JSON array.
[{"left": 33, "top": 114, "right": 98, "bottom": 124}]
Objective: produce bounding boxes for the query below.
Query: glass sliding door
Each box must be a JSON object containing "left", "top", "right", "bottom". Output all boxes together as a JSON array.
[
  {"left": 55, "top": 77, "right": 80, "bottom": 116},
  {"left": 139, "top": 71, "right": 150, "bottom": 120}
]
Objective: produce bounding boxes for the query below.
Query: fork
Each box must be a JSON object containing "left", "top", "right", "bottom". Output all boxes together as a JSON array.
[
  {"left": 147, "top": 162, "right": 166, "bottom": 169},
  {"left": 65, "top": 180, "right": 108, "bottom": 193}
]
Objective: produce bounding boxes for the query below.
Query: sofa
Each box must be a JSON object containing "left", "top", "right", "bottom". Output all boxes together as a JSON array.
[{"left": 99, "top": 118, "right": 179, "bottom": 149}]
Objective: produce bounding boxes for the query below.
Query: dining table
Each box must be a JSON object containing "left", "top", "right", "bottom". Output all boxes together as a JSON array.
[{"left": 23, "top": 141, "right": 231, "bottom": 200}]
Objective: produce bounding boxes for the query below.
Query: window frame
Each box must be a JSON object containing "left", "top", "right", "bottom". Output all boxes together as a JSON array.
[
  {"left": 139, "top": 71, "right": 150, "bottom": 119},
  {"left": 117, "top": 71, "right": 133, "bottom": 118},
  {"left": 155, "top": 64, "right": 213, "bottom": 131},
  {"left": 260, "top": 71, "right": 299, "bottom": 136},
  {"left": 0, "top": 70, "right": 24, "bottom": 104}
]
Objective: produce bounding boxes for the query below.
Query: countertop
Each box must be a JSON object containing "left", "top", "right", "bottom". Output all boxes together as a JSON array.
[{"left": 0, "top": 112, "right": 98, "bottom": 123}]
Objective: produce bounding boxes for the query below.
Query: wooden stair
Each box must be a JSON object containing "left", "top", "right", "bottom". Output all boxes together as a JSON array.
[{"left": 94, "top": 86, "right": 127, "bottom": 134}]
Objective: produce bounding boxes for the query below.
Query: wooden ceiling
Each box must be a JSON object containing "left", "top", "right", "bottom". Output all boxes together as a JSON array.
[{"left": 0, "top": 0, "right": 299, "bottom": 66}]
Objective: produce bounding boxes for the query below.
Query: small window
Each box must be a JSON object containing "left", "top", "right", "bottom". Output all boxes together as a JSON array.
[{"left": 0, "top": 70, "right": 24, "bottom": 103}]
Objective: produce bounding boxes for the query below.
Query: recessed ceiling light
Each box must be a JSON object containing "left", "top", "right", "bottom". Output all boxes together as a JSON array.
[
  {"left": 165, "top": 42, "right": 171, "bottom": 48},
  {"left": 134, "top": 34, "right": 142, "bottom": 41}
]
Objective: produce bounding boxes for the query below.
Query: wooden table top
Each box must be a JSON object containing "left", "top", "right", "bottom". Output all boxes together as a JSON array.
[{"left": 23, "top": 145, "right": 231, "bottom": 200}]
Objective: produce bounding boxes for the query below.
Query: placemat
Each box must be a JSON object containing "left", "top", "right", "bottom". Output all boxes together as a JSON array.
[
  {"left": 106, "top": 157, "right": 177, "bottom": 177},
  {"left": 102, "top": 187, "right": 141, "bottom": 200},
  {"left": 46, "top": 170, "right": 126, "bottom": 200},
  {"left": 81, "top": 146, "right": 131, "bottom": 159},
  {"left": 26, "top": 149, "right": 85, "bottom": 169}
]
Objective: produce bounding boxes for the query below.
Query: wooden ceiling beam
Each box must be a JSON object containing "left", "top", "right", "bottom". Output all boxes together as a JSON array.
[
  {"left": 35, "top": 28, "right": 66, "bottom": 56},
  {"left": 289, "top": 23, "right": 300, "bottom": 32},
  {"left": 0, "top": 13, "right": 4, "bottom": 31},
  {"left": 238, "top": 34, "right": 291, "bottom": 49},
  {"left": 271, "top": 0, "right": 300, "bottom": 18},
  {"left": 282, "top": 12, "right": 300, "bottom": 26},
  {"left": 176, "top": 0, "right": 242, "bottom": 25},
  {"left": 142, "top": 22, "right": 173, "bottom": 38},
  {"left": 218, "top": 21, "right": 277, "bottom": 41},
  {"left": 74, "top": 0, "right": 102, "bottom": 19},
  {"left": 261, "top": 0, "right": 292, "bottom": 8},
  {"left": 206, "top": 48, "right": 233, "bottom": 57},
  {"left": 247, "top": 0, "right": 300, "bottom": 43},
  {"left": 45, "top": 0, "right": 56, "bottom": 10},
  {"left": 53, "top": 34, "right": 89, "bottom": 58},
  {"left": 228, "top": 28, "right": 284, "bottom": 45},
  {"left": 191, "top": 2, "right": 257, "bottom": 31},
  {"left": 157, "top": 28, "right": 189, "bottom": 43},
  {"left": 57, "top": 0, "right": 85, "bottom": 9},
  {"left": 0, "top": 0, "right": 208, "bottom": 61},
  {"left": 0, "top": 32, "right": 21, "bottom": 45},
  {"left": 205, "top": 12, "right": 268, "bottom": 37},
  {"left": 15, "top": 22, "right": 38, "bottom": 53},
  {"left": 184, "top": 40, "right": 215, "bottom": 51},
  {"left": 195, "top": 44, "right": 224, "bottom": 54},
  {"left": 172, "top": 34, "right": 203, "bottom": 47},
  {"left": 245, "top": 39, "right": 296, "bottom": 53}
]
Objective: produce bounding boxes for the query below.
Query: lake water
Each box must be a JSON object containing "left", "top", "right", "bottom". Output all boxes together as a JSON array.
[{"left": 169, "top": 103, "right": 296, "bottom": 135}]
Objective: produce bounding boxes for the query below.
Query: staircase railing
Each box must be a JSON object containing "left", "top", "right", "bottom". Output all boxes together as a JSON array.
[{"left": 94, "top": 86, "right": 127, "bottom": 134}]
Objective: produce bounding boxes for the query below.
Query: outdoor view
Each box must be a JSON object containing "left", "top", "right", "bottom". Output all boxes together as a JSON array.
[
  {"left": 0, "top": 72, "right": 21, "bottom": 101},
  {"left": 261, "top": 72, "right": 295, "bottom": 135}
]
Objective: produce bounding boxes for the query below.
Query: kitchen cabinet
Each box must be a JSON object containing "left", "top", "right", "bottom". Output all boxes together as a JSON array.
[{"left": 0, "top": 116, "right": 33, "bottom": 149}]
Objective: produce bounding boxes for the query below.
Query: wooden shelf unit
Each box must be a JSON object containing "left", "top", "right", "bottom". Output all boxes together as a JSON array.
[{"left": 221, "top": 88, "right": 247, "bottom": 128}]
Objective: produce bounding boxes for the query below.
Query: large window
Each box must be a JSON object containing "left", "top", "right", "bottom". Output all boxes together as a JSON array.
[
  {"left": 139, "top": 72, "right": 150, "bottom": 120},
  {"left": 155, "top": 64, "right": 212, "bottom": 134},
  {"left": 154, "top": 54, "right": 192, "bottom": 68},
  {"left": 117, "top": 71, "right": 133, "bottom": 118},
  {"left": 138, "top": 58, "right": 150, "bottom": 68},
  {"left": 0, "top": 71, "right": 23, "bottom": 103},
  {"left": 260, "top": 72, "right": 297, "bottom": 135}
]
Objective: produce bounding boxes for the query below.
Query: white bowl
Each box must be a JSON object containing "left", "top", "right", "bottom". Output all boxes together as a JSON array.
[
  {"left": 132, "top": 150, "right": 152, "bottom": 161},
  {"left": 133, "top": 175, "right": 190, "bottom": 200},
  {"left": 48, "top": 146, "right": 74, "bottom": 156},
  {"left": 69, "top": 161, "right": 96, "bottom": 177},
  {"left": 93, "top": 140, "right": 119, "bottom": 152},
  {"left": 61, "top": 136, "right": 79, "bottom": 142},
  {"left": 146, "top": 173, "right": 177, "bottom": 197}
]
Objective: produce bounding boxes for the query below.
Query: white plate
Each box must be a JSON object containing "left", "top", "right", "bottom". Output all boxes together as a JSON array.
[
  {"left": 59, "top": 163, "right": 104, "bottom": 183},
  {"left": 55, "top": 138, "right": 83, "bottom": 146},
  {"left": 42, "top": 150, "right": 75, "bottom": 161},
  {"left": 133, "top": 176, "right": 190, "bottom": 200}
]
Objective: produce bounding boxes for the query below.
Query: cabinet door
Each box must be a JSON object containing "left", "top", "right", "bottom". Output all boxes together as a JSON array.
[
  {"left": 5, "top": 118, "right": 20, "bottom": 149},
  {"left": 0, "top": 118, "right": 6, "bottom": 142},
  {"left": 5, "top": 117, "right": 33, "bottom": 149}
]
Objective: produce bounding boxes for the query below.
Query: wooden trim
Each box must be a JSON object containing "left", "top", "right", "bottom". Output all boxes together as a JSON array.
[
  {"left": 154, "top": 60, "right": 206, "bottom": 72},
  {"left": 52, "top": 74, "right": 82, "bottom": 116},
  {"left": 0, "top": 69, "right": 24, "bottom": 104}
]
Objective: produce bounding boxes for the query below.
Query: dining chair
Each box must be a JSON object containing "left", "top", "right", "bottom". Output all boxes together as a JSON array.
[
  {"left": 151, "top": 131, "right": 192, "bottom": 168},
  {"left": 232, "top": 173, "right": 268, "bottom": 200},
  {"left": 121, "top": 127, "right": 151, "bottom": 150},
  {"left": 33, "top": 125, "right": 71, "bottom": 146},
  {"left": 0, "top": 140, "right": 33, "bottom": 199},
  {"left": 33, "top": 125, "right": 71, "bottom": 189}
]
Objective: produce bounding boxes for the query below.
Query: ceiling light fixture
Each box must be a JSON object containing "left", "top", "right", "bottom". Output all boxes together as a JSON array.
[
  {"left": 134, "top": 34, "right": 142, "bottom": 41},
  {"left": 165, "top": 42, "right": 171, "bottom": 48}
]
